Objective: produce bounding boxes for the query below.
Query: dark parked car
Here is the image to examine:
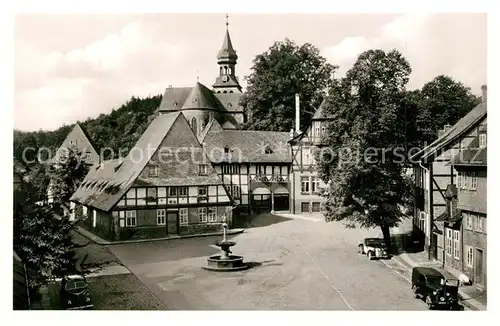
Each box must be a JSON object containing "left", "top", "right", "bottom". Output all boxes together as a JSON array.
[
  {"left": 60, "top": 275, "right": 93, "bottom": 310},
  {"left": 411, "top": 267, "right": 460, "bottom": 310}
]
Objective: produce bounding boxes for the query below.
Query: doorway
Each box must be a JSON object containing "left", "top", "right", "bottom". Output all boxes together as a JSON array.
[
  {"left": 431, "top": 233, "right": 438, "bottom": 260},
  {"left": 475, "top": 248, "right": 484, "bottom": 285},
  {"left": 166, "top": 212, "right": 179, "bottom": 235}
]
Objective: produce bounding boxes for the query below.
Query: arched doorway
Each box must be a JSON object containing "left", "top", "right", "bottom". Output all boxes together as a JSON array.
[
  {"left": 251, "top": 187, "right": 271, "bottom": 214},
  {"left": 273, "top": 187, "right": 290, "bottom": 212}
]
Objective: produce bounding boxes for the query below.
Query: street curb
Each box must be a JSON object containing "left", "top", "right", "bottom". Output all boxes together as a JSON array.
[
  {"left": 75, "top": 226, "right": 245, "bottom": 245},
  {"left": 390, "top": 254, "right": 485, "bottom": 311}
]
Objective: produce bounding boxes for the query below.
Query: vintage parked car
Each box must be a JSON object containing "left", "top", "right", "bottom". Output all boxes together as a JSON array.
[
  {"left": 358, "top": 238, "right": 390, "bottom": 260},
  {"left": 411, "top": 267, "right": 460, "bottom": 310},
  {"left": 60, "top": 274, "right": 93, "bottom": 310}
]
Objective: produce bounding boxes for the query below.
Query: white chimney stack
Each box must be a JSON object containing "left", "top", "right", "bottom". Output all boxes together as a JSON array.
[
  {"left": 481, "top": 85, "right": 487, "bottom": 103},
  {"left": 295, "top": 93, "right": 301, "bottom": 134}
]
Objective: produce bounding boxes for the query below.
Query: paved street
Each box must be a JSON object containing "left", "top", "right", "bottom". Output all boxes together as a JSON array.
[{"left": 108, "top": 214, "right": 430, "bottom": 310}]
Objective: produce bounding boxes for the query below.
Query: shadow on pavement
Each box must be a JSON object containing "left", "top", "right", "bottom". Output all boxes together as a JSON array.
[{"left": 234, "top": 213, "right": 293, "bottom": 229}]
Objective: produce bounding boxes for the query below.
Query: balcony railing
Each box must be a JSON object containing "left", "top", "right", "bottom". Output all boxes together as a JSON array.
[{"left": 250, "top": 174, "right": 289, "bottom": 183}]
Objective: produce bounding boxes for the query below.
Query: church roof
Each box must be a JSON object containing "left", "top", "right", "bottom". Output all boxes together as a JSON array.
[
  {"left": 217, "top": 29, "right": 238, "bottom": 62},
  {"left": 158, "top": 83, "right": 243, "bottom": 114},
  {"left": 181, "top": 82, "right": 219, "bottom": 110}
]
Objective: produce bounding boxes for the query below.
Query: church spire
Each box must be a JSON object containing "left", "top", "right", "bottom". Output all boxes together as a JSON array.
[
  {"left": 217, "top": 14, "right": 238, "bottom": 63},
  {"left": 213, "top": 14, "right": 241, "bottom": 93}
]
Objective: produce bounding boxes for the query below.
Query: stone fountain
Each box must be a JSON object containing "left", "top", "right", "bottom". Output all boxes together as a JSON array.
[{"left": 202, "top": 215, "right": 249, "bottom": 272}]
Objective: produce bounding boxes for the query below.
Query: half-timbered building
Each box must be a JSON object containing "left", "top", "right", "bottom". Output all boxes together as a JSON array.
[
  {"left": 288, "top": 99, "right": 331, "bottom": 214},
  {"left": 410, "top": 86, "right": 487, "bottom": 264},
  {"left": 70, "top": 112, "right": 234, "bottom": 241}
]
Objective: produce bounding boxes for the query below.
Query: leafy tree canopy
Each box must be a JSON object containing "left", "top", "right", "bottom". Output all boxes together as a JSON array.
[
  {"left": 241, "top": 39, "right": 337, "bottom": 132},
  {"left": 317, "top": 49, "right": 414, "bottom": 248}
]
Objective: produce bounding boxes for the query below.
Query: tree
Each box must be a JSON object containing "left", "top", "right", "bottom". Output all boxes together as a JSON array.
[
  {"left": 415, "top": 75, "right": 481, "bottom": 145},
  {"left": 317, "top": 49, "right": 414, "bottom": 250},
  {"left": 49, "top": 145, "right": 90, "bottom": 213},
  {"left": 13, "top": 172, "right": 78, "bottom": 290},
  {"left": 241, "top": 38, "right": 336, "bottom": 132}
]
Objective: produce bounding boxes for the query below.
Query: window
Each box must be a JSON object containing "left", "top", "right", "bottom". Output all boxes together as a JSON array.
[
  {"left": 474, "top": 215, "right": 483, "bottom": 233},
  {"left": 92, "top": 210, "right": 97, "bottom": 227},
  {"left": 157, "top": 209, "right": 166, "bottom": 225},
  {"left": 312, "top": 202, "right": 321, "bottom": 212},
  {"left": 179, "top": 208, "right": 188, "bottom": 225},
  {"left": 85, "top": 151, "right": 92, "bottom": 160},
  {"left": 466, "top": 246, "right": 474, "bottom": 268},
  {"left": 199, "top": 164, "right": 208, "bottom": 176},
  {"left": 301, "top": 177, "right": 310, "bottom": 194},
  {"left": 168, "top": 187, "right": 177, "bottom": 197},
  {"left": 230, "top": 185, "right": 240, "bottom": 198},
  {"left": 465, "top": 212, "right": 473, "bottom": 230},
  {"left": 479, "top": 133, "right": 486, "bottom": 148},
  {"left": 179, "top": 187, "right": 188, "bottom": 197},
  {"left": 462, "top": 173, "right": 468, "bottom": 190},
  {"left": 311, "top": 177, "right": 321, "bottom": 194},
  {"left": 208, "top": 207, "right": 217, "bottom": 222},
  {"left": 146, "top": 188, "right": 157, "bottom": 204},
  {"left": 303, "top": 149, "right": 311, "bottom": 165},
  {"left": 158, "top": 187, "right": 167, "bottom": 204},
  {"left": 126, "top": 210, "right": 137, "bottom": 227},
  {"left": 191, "top": 117, "right": 197, "bottom": 134},
  {"left": 148, "top": 166, "right": 158, "bottom": 177},
  {"left": 315, "top": 125, "right": 320, "bottom": 137},
  {"left": 419, "top": 211, "right": 426, "bottom": 232},
  {"left": 301, "top": 202, "right": 310, "bottom": 213},
  {"left": 470, "top": 172, "right": 477, "bottom": 191},
  {"left": 82, "top": 206, "right": 88, "bottom": 217},
  {"left": 198, "top": 186, "right": 208, "bottom": 197},
  {"left": 264, "top": 146, "right": 273, "bottom": 154},
  {"left": 198, "top": 207, "right": 207, "bottom": 222},
  {"left": 453, "top": 230, "right": 460, "bottom": 259},
  {"left": 457, "top": 172, "right": 462, "bottom": 189},
  {"left": 126, "top": 188, "right": 136, "bottom": 206},
  {"left": 446, "top": 229, "right": 452, "bottom": 256}
]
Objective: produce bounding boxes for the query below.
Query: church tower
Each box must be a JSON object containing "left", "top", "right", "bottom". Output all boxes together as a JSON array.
[{"left": 212, "top": 15, "right": 242, "bottom": 94}]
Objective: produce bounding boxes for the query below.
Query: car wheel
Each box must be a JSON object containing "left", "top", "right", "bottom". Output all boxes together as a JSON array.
[
  {"left": 367, "top": 251, "right": 374, "bottom": 260},
  {"left": 425, "top": 296, "right": 433, "bottom": 309},
  {"left": 412, "top": 285, "right": 419, "bottom": 298}
]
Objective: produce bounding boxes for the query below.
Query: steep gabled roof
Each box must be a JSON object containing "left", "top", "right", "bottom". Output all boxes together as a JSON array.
[
  {"left": 312, "top": 99, "right": 332, "bottom": 120},
  {"left": 158, "top": 87, "right": 192, "bottom": 112},
  {"left": 411, "top": 102, "right": 487, "bottom": 162},
  {"left": 213, "top": 92, "right": 244, "bottom": 113},
  {"left": 199, "top": 118, "right": 223, "bottom": 143},
  {"left": 50, "top": 123, "right": 100, "bottom": 165},
  {"left": 70, "top": 112, "right": 182, "bottom": 211},
  {"left": 181, "top": 82, "right": 219, "bottom": 110},
  {"left": 203, "top": 130, "right": 292, "bottom": 163}
]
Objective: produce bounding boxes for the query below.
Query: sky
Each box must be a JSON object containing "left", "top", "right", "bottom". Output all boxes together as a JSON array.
[{"left": 14, "top": 12, "right": 487, "bottom": 132}]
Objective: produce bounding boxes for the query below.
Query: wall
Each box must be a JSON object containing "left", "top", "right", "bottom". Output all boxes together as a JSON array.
[
  {"left": 462, "top": 220, "right": 487, "bottom": 287},
  {"left": 458, "top": 170, "right": 487, "bottom": 214},
  {"left": 291, "top": 170, "right": 324, "bottom": 214}
]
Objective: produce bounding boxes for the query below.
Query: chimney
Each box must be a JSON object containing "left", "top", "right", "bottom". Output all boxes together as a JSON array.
[
  {"left": 295, "top": 93, "right": 301, "bottom": 134},
  {"left": 481, "top": 85, "right": 487, "bottom": 103}
]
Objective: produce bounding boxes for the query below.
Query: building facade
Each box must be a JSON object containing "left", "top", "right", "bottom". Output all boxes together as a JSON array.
[
  {"left": 411, "top": 87, "right": 487, "bottom": 266},
  {"left": 289, "top": 99, "right": 330, "bottom": 214}
]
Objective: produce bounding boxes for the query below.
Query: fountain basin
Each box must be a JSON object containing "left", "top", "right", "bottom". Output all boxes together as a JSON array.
[{"left": 202, "top": 254, "right": 250, "bottom": 272}]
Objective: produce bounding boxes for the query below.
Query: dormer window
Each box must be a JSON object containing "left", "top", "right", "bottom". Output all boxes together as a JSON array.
[
  {"left": 479, "top": 133, "right": 486, "bottom": 148},
  {"left": 199, "top": 164, "right": 208, "bottom": 176},
  {"left": 148, "top": 166, "right": 158, "bottom": 177},
  {"left": 224, "top": 146, "right": 230, "bottom": 154},
  {"left": 264, "top": 146, "right": 273, "bottom": 154}
]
